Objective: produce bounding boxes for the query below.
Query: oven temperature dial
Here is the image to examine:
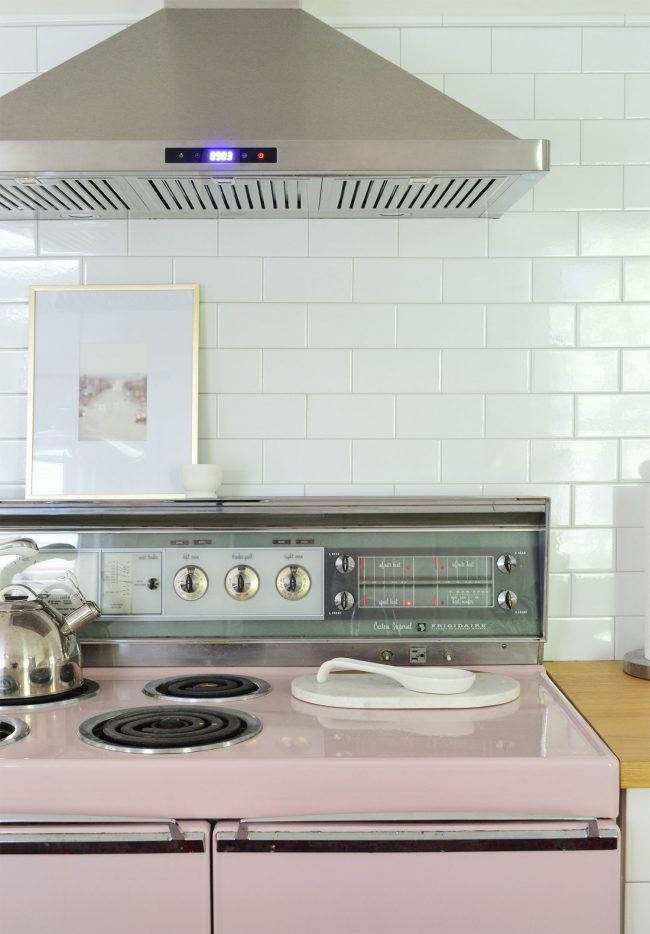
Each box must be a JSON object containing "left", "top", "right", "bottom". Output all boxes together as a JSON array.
[
  {"left": 497, "top": 554, "right": 517, "bottom": 574},
  {"left": 276, "top": 565, "right": 311, "bottom": 601},
  {"left": 497, "top": 590, "right": 518, "bottom": 611},
  {"left": 173, "top": 565, "right": 208, "bottom": 601},
  {"left": 225, "top": 565, "right": 260, "bottom": 601}
]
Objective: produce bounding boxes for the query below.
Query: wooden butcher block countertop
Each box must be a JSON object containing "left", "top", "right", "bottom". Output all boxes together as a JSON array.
[{"left": 546, "top": 660, "right": 650, "bottom": 788}]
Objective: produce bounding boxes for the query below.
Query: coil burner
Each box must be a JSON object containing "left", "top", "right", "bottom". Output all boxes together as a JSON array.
[
  {"left": 143, "top": 674, "right": 271, "bottom": 703},
  {"left": 0, "top": 717, "right": 29, "bottom": 748},
  {"left": 0, "top": 680, "right": 101, "bottom": 710},
  {"left": 79, "top": 705, "right": 262, "bottom": 754}
]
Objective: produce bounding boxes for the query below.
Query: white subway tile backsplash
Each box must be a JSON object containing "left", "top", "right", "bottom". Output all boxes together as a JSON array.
[
  {"left": 443, "top": 259, "right": 531, "bottom": 302},
  {"left": 265, "top": 440, "right": 351, "bottom": 484},
  {"left": 199, "top": 439, "right": 263, "bottom": 485},
  {"left": 442, "top": 349, "right": 529, "bottom": 393},
  {"left": 488, "top": 213, "right": 577, "bottom": 257},
  {"left": 491, "top": 27, "right": 581, "bottom": 73},
  {"left": 0, "top": 396, "right": 26, "bottom": 438},
  {"left": 0, "top": 74, "right": 36, "bottom": 95},
  {"left": 548, "top": 574, "right": 572, "bottom": 617},
  {"left": 625, "top": 167, "right": 650, "bottom": 208},
  {"left": 626, "top": 75, "right": 650, "bottom": 118},
  {"left": 309, "top": 303, "right": 395, "bottom": 348},
  {"left": 550, "top": 528, "right": 615, "bottom": 571},
  {"left": 617, "top": 527, "right": 645, "bottom": 571},
  {"left": 306, "top": 484, "right": 394, "bottom": 496},
  {"left": 583, "top": 27, "right": 650, "bottom": 72},
  {"left": 622, "top": 350, "right": 650, "bottom": 391},
  {"left": 339, "top": 27, "right": 400, "bottom": 65},
  {"left": 444, "top": 74, "right": 534, "bottom": 119},
  {"left": 199, "top": 303, "right": 217, "bottom": 348},
  {"left": 85, "top": 256, "right": 170, "bottom": 285},
  {"left": 497, "top": 120, "right": 581, "bottom": 165},
  {"left": 220, "top": 220, "right": 307, "bottom": 257},
  {"left": 36, "top": 23, "right": 125, "bottom": 71},
  {"left": 264, "top": 349, "right": 351, "bottom": 393},
  {"left": 544, "top": 618, "right": 614, "bottom": 661},
  {"left": 308, "top": 395, "right": 394, "bottom": 439},
  {"left": 265, "top": 258, "right": 352, "bottom": 302},
  {"left": 398, "top": 219, "right": 487, "bottom": 258},
  {"left": 219, "top": 304, "right": 306, "bottom": 348},
  {"left": 396, "top": 483, "right": 483, "bottom": 496},
  {"left": 531, "top": 440, "right": 618, "bottom": 481},
  {"left": 571, "top": 572, "right": 643, "bottom": 616},
  {"left": 354, "top": 440, "right": 440, "bottom": 484},
  {"left": 199, "top": 349, "right": 261, "bottom": 394},
  {"left": 175, "top": 258, "right": 261, "bottom": 301},
  {"left": 401, "top": 27, "right": 490, "bottom": 73},
  {"left": 396, "top": 395, "right": 483, "bottom": 439},
  {"left": 615, "top": 616, "right": 644, "bottom": 658},
  {"left": 219, "top": 395, "right": 306, "bottom": 439},
  {"left": 353, "top": 350, "right": 440, "bottom": 393},
  {"left": 582, "top": 121, "right": 650, "bottom": 164},
  {"left": 580, "top": 213, "right": 650, "bottom": 256},
  {"left": 0, "top": 441, "right": 26, "bottom": 485},
  {"left": 0, "top": 222, "right": 36, "bottom": 257},
  {"left": 198, "top": 394, "right": 217, "bottom": 439},
  {"left": 483, "top": 483, "right": 572, "bottom": 525},
  {"left": 0, "top": 259, "right": 79, "bottom": 301},
  {"left": 532, "top": 349, "right": 618, "bottom": 392},
  {"left": 397, "top": 304, "right": 484, "bottom": 348},
  {"left": 354, "top": 259, "right": 442, "bottom": 303},
  {"left": 414, "top": 75, "right": 445, "bottom": 91},
  {"left": 0, "top": 304, "right": 28, "bottom": 348},
  {"left": 533, "top": 167, "right": 623, "bottom": 211},
  {"left": 40, "top": 220, "right": 126, "bottom": 257},
  {"left": 533, "top": 259, "right": 621, "bottom": 303},
  {"left": 129, "top": 219, "right": 218, "bottom": 257},
  {"left": 0, "top": 350, "right": 27, "bottom": 394},
  {"left": 574, "top": 483, "right": 643, "bottom": 527},
  {"left": 577, "top": 395, "right": 650, "bottom": 437},
  {"left": 580, "top": 304, "right": 650, "bottom": 347},
  {"left": 625, "top": 260, "right": 650, "bottom": 301},
  {"left": 310, "top": 220, "right": 397, "bottom": 257},
  {"left": 485, "top": 394, "right": 573, "bottom": 438},
  {"left": 621, "top": 439, "right": 650, "bottom": 479},
  {"left": 0, "top": 27, "right": 35, "bottom": 72},
  {"left": 487, "top": 304, "right": 575, "bottom": 347},
  {"left": 441, "top": 440, "right": 528, "bottom": 483},
  {"left": 535, "top": 75, "right": 624, "bottom": 120}
]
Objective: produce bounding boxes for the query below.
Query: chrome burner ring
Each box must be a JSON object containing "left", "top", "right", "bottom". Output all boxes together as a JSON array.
[
  {"left": 0, "top": 716, "right": 29, "bottom": 748},
  {"left": 79, "top": 704, "right": 262, "bottom": 754}
]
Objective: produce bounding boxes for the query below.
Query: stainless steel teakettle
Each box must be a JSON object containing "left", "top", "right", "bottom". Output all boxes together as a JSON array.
[{"left": 0, "top": 538, "right": 100, "bottom": 701}]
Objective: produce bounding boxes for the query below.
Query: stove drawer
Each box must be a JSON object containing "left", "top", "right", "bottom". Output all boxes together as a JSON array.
[
  {"left": 0, "top": 818, "right": 211, "bottom": 934},
  {"left": 214, "top": 819, "right": 621, "bottom": 934}
]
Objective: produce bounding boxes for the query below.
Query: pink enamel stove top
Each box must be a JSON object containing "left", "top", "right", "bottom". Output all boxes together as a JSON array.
[{"left": 0, "top": 665, "right": 619, "bottom": 820}]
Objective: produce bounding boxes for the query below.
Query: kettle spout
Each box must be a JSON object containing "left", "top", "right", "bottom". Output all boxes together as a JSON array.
[{"left": 61, "top": 600, "right": 101, "bottom": 634}]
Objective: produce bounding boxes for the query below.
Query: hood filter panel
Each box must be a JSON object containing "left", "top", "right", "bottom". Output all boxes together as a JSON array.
[{"left": 0, "top": 173, "right": 518, "bottom": 219}]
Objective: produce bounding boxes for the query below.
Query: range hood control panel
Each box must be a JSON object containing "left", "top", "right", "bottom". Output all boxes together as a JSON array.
[{"left": 165, "top": 147, "right": 278, "bottom": 164}]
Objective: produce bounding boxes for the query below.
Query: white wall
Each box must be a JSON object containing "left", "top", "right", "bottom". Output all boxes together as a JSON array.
[{"left": 0, "top": 6, "right": 649, "bottom": 660}]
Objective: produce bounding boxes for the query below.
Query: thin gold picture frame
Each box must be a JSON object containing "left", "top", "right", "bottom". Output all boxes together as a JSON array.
[{"left": 26, "top": 284, "right": 200, "bottom": 500}]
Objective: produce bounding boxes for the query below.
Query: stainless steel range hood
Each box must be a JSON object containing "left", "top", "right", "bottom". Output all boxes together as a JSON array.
[{"left": 0, "top": 6, "right": 548, "bottom": 219}]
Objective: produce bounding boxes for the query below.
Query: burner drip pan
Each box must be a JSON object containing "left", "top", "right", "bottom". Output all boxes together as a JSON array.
[
  {"left": 79, "top": 705, "right": 262, "bottom": 754},
  {"left": 0, "top": 680, "right": 101, "bottom": 710},
  {"left": 0, "top": 717, "right": 29, "bottom": 748},
  {"left": 143, "top": 674, "right": 271, "bottom": 703}
]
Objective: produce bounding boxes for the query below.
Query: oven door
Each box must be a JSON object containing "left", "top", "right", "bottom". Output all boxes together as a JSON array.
[
  {"left": 0, "top": 817, "right": 211, "bottom": 934},
  {"left": 214, "top": 818, "right": 620, "bottom": 934}
]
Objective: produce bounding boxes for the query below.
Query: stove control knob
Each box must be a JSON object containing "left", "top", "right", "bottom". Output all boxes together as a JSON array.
[
  {"left": 173, "top": 565, "right": 208, "bottom": 601},
  {"left": 334, "top": 591, "right": 355, "bottom": 611},
  {"left": 497, "top": 590, "right": 518, "bottom": 611},
  {"left": 225, "top": 565, "right": 260, "bottom": 601},
  {"left": 497, "top": 554, "right": 517, "bottom": 574},
  {"left": 335, "top": 555, "right": 356, "bottom": 575},
  {"left": 276, "top": 565, "right": 311, "bottom": 601}
]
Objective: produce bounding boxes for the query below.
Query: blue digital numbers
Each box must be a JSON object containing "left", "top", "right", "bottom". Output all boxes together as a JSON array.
[{"left": 208, "top": 150, "right": 234, "bottom": 162}]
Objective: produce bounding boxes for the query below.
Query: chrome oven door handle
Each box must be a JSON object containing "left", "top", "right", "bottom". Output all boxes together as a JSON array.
[{"left": 0, "top": 814, "right": 183, "bottom": 841}]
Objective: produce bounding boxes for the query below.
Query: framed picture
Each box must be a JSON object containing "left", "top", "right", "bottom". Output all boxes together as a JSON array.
[{"left": 26, "top": 284, "right": 199, "bottom": 499}]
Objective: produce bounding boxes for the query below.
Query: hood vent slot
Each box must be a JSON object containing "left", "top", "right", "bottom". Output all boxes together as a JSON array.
[
  {"left": 321, "top": 175, "right": 506, "bottom": 217},
  {"left": 130, "top": 177, "right": 314, "bottom": 216},
  {"left": 0, "top": 178, "right": 130, "bottom": 216}
]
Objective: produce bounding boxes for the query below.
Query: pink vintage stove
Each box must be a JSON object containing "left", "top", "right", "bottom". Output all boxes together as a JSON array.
[{"left": 0, "top": 498, "right": 620, "bottom": 934}]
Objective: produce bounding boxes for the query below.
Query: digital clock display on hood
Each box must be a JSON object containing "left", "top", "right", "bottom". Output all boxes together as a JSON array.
[{"left": 165, "top": 147, "right": 278, "bottom": 164}]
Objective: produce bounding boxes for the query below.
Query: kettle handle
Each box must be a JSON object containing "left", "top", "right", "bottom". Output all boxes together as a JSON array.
[{"left": 0, "top": 583, "right": 66, "bottom": 625}]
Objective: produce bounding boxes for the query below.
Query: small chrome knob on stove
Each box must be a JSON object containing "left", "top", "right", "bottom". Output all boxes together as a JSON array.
[
  {"left": 334, "top": 591, "right": 355, "bottom": 611},
  {"left": 276, "top": 565, "right": 311, "bottom": 601},
  {"left": 497, "top": 554, "right": 517, "bottom": 574},
  {"left": 335, "top": 555, "right": 356, "bottom": 574},
  {"left": 225, "top": 565, "right": 260, "bottom": 601},
  {"left": 173, "top": 565, "right": 208, "bottom": 601},
  {"left": 497, "top": 590, "right": 518, "bottom": 611}
]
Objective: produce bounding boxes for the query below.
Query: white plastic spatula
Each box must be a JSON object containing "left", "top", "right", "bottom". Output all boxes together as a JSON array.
[{"left": 316, "top": 657, "right": 476, "bottom": 695}]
